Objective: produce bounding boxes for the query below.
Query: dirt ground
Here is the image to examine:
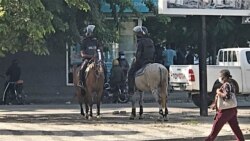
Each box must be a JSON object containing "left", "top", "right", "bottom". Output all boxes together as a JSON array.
[{"left": 0, "top": 103, "right": 250, "bottom": 141}]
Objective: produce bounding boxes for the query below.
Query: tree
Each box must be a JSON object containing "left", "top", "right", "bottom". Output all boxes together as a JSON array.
[{"left": 0, "top": 0, "right": 90, "bottom": 57}]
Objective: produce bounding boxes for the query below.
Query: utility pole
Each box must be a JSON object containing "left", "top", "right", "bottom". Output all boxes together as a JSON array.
[{"left": 199, "top": 15, "right": 208, "bottom": 116}]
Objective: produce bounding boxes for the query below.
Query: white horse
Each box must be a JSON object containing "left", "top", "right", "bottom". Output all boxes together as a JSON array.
[{"left": 130, "top": 63, "right": 169, "bottom": 121}]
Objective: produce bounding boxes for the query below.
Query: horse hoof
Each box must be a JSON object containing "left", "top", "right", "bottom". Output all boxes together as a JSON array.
[
  {"left": 85, "top": 114, "right": 89, "bottom": 119},
  {"left": 96, "top": 115, "right": 101, "bottom": 119},
  {"left": 164, "top": 117, "right": 169, "bottom": 121},
  {"left": 88, "top": 116, "right": 92, "bottom": 120}
]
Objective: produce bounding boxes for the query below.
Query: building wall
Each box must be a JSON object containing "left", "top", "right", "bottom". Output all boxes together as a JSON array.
[
  {"left": 0, "top": 48, "right": 74, "bottom": 102},
  {"left": 119, "top": 21, "right": 136, "bottom": 65}
]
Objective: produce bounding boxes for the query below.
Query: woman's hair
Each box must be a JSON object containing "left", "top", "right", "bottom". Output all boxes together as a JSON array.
[{"left": 220, "top": 69, "right": 232, "bottom": 79}]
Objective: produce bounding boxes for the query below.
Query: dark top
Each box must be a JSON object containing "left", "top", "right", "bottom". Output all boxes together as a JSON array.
[
  {"left": 136, "top": 37, "right": 155, "bottom": 64},
  {"left": 117, "top": 58, "right": 129, "bottom": 75},
  {"left": 81, "top": 36, "right": 100, "bottom": 57},
  {"left": 185, "top": 52, "right": 194, "bottom": 65},
  {"left": 109, "top": 65, "right": 124, "bottom": 87},
  {"left": 6, "top": 63, "right": 21, "bottom": 82}
]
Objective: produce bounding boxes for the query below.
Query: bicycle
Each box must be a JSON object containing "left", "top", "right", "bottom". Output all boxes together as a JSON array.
[
  {"left": 1, "top": 75, "right": 26, "bottom": 105},
  {"left": 103, "top": 81, "right": 130, "bottom": 104}
]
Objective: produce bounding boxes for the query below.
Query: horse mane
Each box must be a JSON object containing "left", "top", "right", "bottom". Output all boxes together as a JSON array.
[{"left": 85, "top": 62, "right": 95, "bottom": 72}]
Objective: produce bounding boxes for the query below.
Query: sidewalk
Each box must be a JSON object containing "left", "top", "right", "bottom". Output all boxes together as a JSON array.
[{"left": 0, "top": 103, "right": 249, "bottom": 141}]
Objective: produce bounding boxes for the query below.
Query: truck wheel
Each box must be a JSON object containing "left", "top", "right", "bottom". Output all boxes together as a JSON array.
[{"left": 191, "top": 93, "right": 213, "bottom": 108}]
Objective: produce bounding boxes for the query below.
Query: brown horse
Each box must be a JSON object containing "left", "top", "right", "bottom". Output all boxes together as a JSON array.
[
  {"left": 73, "top": 57, "right": 105, "bottom": 119},
  {"left": 130, "top": 63, "right": 169, "bottom": 121}
]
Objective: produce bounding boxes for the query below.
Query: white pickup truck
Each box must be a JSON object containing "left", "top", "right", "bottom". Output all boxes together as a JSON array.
[{"left": 169, "top": 48, "right": 250, "bottom": 107}]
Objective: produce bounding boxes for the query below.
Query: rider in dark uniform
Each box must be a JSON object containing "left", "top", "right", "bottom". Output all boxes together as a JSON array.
[
  {"left": 127, "top": 26, "right": 155, "bottom": 94},
  {"left": 79, "top": 25, "right": 102, "bottom": 87}
]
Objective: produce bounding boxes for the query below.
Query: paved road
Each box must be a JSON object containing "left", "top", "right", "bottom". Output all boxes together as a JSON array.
[{"left": 0, "top": 102, "right": 250, "bottom": 141}]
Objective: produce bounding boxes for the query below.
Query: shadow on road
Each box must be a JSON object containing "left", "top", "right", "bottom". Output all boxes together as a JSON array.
[
  {"left": 0, "top": 129, "right": 140, "bottom": 137},
  {"left": 0, "top": 112, "right": 249, "bottom": 126}
]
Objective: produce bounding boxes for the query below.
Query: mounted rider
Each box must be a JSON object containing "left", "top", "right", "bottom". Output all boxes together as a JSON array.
[
  {"left": 79, "top": 25, "right": 103, "bottom": 87},
  {"left": 128, "top": 26, "right": 155, "bottom": 94}
]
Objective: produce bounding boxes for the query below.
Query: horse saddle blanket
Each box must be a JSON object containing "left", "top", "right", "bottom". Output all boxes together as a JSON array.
[{"left": 135, "top": 64, "right": 151, "bottom": 77}]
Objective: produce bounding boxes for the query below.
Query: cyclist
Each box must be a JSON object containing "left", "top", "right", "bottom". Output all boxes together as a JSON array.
[{"left": 4, "top": 59, "right": 22, "bottom": 103}]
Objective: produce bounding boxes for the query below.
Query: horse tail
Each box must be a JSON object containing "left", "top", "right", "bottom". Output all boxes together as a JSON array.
[{"left": 159, "top": 66, "right": 168, "bottom": 109}]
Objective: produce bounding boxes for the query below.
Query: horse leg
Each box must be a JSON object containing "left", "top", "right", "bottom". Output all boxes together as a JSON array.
[
  {"left": 85, "top": 103, "right": 89, "bottom": 119},
  {"left": 163, "top": 93, "right": 168, "bottom": 121},
  {"left": 160, "top": 75, "right": 168, "bottom": 121},
  {"left": 139, "top": 92, "right": 144, "bottom": 119},
  {"left": 89, "top": 104, "right": 93, "bottom": 120},
  {"left": 80, "top": 103, "right": 85, "bottom": 117},
  {"left": 151, "top": 88, "right": 164, "bottom": 120},
  {"left": 96, "top": 91, "right": 102, "bottom": 119},
  {"left": 129, "top": 92, "right": 137, "bottom": 120}
]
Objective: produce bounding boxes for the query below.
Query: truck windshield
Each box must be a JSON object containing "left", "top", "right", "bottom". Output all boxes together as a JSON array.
[{"left": 246, "top": 51, "right": 250, "bottom": 64}]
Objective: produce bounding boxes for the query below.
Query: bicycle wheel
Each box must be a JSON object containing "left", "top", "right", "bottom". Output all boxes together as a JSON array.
[
  {"left": 3, "top": 89, "right": 15, "bottom": 105},
  {"left": 118, "top": 89, "right": 130, "bottom": 103}
]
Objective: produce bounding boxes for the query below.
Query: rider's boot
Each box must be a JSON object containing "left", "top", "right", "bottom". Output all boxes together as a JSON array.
[
  {"left": 78, "top": 61, "right": 87, "bottom": 89},
  {"left": 127, "top": 74, "right": 135, "bottom": 95}
]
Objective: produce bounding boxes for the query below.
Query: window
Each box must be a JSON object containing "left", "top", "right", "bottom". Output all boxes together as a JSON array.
[
  {"left": 246, "top": 51, "right": 250, "bottom": 64},
  {"left": 232, "top": 51, "right": 237, "bottom": 62},
  {"left": 66, "top": 43, "right": 82, "bottom": 85},
  {"left": 224, "top": 51, "right": 228, "bottom": 62},
  {"left": 228, "top": 51, "right": 232, "bottom": 62},
  {"left": 218, "top": 50, "right": 223, "bottom": 62}
]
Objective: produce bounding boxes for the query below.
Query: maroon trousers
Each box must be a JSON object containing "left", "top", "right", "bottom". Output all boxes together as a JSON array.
[{"left": 206, "top": 107, "right": 245, "bottom": 141}]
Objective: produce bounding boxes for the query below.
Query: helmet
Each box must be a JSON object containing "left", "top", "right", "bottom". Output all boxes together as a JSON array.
[
  {"left": 112, "top": 59, "right": 119, "bottom": 66},
  {"left": 133, "top": 26, "right": 148, "bottom": 36},
  {"left": 85, "top": 25, "right": 95, "bottom": 37}
]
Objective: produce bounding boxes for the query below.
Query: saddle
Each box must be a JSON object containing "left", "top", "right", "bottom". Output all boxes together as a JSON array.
[{"left": 135, "top": 64, "right": 151, "bottom": 77}]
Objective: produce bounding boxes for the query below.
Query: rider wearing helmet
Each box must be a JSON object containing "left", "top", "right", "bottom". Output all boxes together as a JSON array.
[
  {"left": 79, "top": 25, "right": 102, "bottom": 87},
  {"left": 127, "top": 26, "right": 155, "bottom": 94}
]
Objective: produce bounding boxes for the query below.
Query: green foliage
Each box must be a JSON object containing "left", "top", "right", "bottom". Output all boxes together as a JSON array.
[
  {"left": 0, "top": 6, "right": 4, "bottom": 17},
  {"left": 0, "top": 0, "right": 54, "bottom": 57},
  {"left": 65, "top": 0, "right": 89, "bottom": 11},
  {"left": 142, "top": 0, "right": 157, "bottom": 13}
]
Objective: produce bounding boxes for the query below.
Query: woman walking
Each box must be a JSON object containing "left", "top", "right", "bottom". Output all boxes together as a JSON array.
[{"left": 206, "top": 69, "right": 245, "bottom": 141}]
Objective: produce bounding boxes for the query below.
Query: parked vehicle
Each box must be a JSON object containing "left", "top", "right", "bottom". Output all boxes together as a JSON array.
[
  {"left": 169, "top": 48, "right": 250, "bottom": 107},
  {"left": 102, "top": 82, "right": 130, "bottom": 104}
]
